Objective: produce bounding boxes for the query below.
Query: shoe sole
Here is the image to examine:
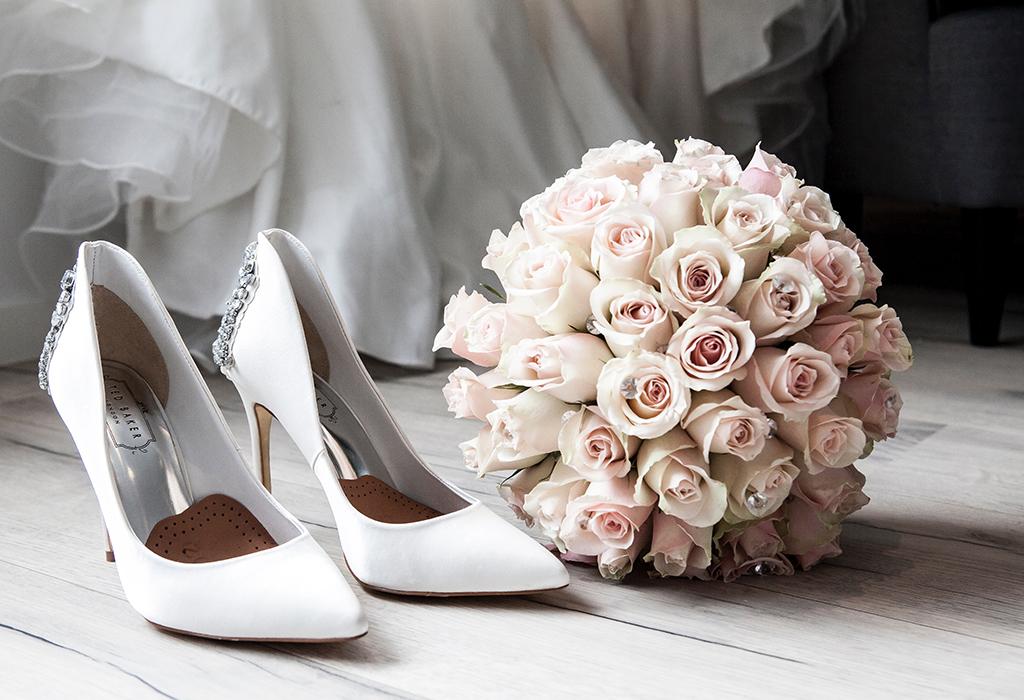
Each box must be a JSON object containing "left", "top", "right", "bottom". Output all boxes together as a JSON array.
[{"left": 147, "top": 620, "right": 367, "bottom": 643}]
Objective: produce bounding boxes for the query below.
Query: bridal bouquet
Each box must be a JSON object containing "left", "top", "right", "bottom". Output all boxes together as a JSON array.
[{"left": 435, "top": 139, "right": 912, "bottom": 581}]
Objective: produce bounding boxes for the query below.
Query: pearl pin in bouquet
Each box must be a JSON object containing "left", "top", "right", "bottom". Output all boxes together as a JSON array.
[{"left": 435, "top": 138, "right": 911, "bottom": 581}]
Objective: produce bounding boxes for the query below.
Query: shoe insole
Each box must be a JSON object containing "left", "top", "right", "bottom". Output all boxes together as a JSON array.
[
  {"left": 338, "top": 476, "right": 441, "bottom": 524},
  {"left": 145, "top": 494, "right": 277, "bottom": 563}
]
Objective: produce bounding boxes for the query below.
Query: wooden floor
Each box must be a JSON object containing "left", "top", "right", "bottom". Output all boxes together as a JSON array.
[{"left": 1, "top": 287, "right": 1022, "bottom": 698}]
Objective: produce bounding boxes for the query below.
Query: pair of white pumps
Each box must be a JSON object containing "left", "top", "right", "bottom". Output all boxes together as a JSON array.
[{"left": 42, "top": 229, "right": 569, "bottom": 642}]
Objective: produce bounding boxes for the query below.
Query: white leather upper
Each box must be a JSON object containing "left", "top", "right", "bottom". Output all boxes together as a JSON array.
[
  {"left": 226, "top": 230, "right": 569, "bottom": 594},
  {"left": 48, "top": 242, "right": 366, "bottom": 640}
]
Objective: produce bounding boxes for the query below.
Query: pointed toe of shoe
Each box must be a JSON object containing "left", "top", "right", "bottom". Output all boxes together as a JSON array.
[{"left": 476, "top": 518, "right": 570, "bottom": 594}]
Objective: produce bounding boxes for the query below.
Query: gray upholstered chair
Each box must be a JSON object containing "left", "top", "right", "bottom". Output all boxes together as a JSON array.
[{"left": 825, "top": 1, "right": 1024, "bottom": 345}]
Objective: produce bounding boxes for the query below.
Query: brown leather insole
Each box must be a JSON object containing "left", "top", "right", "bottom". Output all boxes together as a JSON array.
[
  {"left": 145, "top": 494, "right": 277, "bottom": 563},
  {"left": 339, "top": 476, "right": 441, "bottom": 524}
]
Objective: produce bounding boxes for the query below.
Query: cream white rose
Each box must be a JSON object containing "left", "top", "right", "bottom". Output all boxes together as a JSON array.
[
  {"left": 501, "top": 333, "right": 612, "bottom": 403},
  {"left": 498, "top": 456, "right": 557, "bottom": 526},
  {"left": 731, "top": 256, "right": 826, "bottom": 344},
  {"left": 596, "top": 350, "right": 691, "bottom": 439},
  {"left": 481, "top": 221, "right": 529, "bottom": 284},
  {"left": 558, "top": 406, "right": 638, "bottom": 481},
  {"left": 638, "top": 163, "right": 705, "bottom": 234},
  {"left": 672, "top": 137, "right": 742, "bottom": 187},
  {"left": 635, "top": 427, "right": 728, "bottom": 527},
  {"left": 522, "top": 460, "right": 589, "bottom": 544},
  {"left": 644, "top": 512, "right": 712, "bottom": 578},
  {"left": 504, "top": 243, "right": 599, "bottom": 333},
  {"left": 711, "top": 438, "right": 799, "bottom": 522},
  {"left": 588, "top": 278, "right": 676, "bottom": 356},
  {"left": 666, "top": 306, "right": 756, "bottom": 390},
  {"left": 703, "top": 186, "right": 791, "bottom": 277},
  {"left": 649, "top": 226, "right": 745, "bottom": 316},
  {"left": 580, "top": 139, "right": 663, "bottom": 185},
  {"left": 682, "top": 389, "right": 772, "bottom": 461},
  {"left": 786, "top": 185, "right": 841, "bottom": 235},
  {"left": 558, "top": 474, "right": 656, "bottom": 556},
  {"left": 442, "top": 367, "right": 519, "bottom": 421},
  {"left": 520, "top": 172, "right": 637, "bottom": 250},
  {"left": 476, "top": 390, "right": 571, "bottom": 475},
  {"left": 590, "top": 205, "right": 667, "bottom": 284}
]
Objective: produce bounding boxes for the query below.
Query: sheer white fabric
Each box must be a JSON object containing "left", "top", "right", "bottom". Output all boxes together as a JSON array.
[{"left": 0, "top": 0, "right": 848, "bottom": 367}]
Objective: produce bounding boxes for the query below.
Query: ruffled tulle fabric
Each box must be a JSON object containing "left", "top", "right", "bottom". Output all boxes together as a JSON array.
[{"left": 0, "top": 0, "right": 848, "bottom": 368}]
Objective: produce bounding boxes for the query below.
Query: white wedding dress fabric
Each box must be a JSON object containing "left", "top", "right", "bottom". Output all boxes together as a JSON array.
[{"left": 0, "top": 0, "right": 849, "bottom": 367}]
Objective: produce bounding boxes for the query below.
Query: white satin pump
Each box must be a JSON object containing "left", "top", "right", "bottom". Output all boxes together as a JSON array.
[
  {"left": 41, "top": 241, "right": 367, "bottom": 641},
  {"left": 215, "top": 229, "right": 569, "bottom": 596}
]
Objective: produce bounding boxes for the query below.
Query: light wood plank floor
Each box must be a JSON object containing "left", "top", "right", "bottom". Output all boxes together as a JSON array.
[{"left": 1, "top": 287, "right": 1022, "bottom": 699}]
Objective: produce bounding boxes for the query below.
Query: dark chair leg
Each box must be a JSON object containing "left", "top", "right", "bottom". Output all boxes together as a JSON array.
[{"left": 963, "top": 207, "right": 1014, "bottom": 346}]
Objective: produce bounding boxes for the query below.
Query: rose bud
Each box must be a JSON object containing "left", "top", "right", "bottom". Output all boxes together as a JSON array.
[
  {"left": 638, "top": 163, "right": 705, "bottom": 234},
  {"left": 635, "top": 427, "right": 728, "bottom": 527},
  {"left": 644, "top": 511, "right": 713, "bottom": 579},
  {"left": 501, "top": 333, "right": 612, "bottom": 403}
]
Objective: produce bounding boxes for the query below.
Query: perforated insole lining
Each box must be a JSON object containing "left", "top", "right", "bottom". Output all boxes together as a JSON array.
[
  {"left": 145, "top": 494, "right": 277, "bottom": 563},
  {"left": 314, "top": 377, "right": 442, "bottom": 524}
]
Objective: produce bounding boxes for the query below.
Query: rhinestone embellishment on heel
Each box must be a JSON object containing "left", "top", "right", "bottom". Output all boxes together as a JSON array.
[
  {"left": 38, "top": 266, "right": 77, "bottom": 393},
  {"left": 213, "top": 241, "right": 258, "bottom": 369}
]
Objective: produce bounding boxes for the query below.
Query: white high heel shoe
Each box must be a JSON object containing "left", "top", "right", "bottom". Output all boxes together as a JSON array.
[
  {"left": 215, "top": 229, "right": 570, "bottom": 596},
  {"left": 41, "top": 241, "right": 367, "bottom": 641}
]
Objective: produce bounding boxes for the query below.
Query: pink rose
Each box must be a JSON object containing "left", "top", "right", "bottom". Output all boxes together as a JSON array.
[
  {"left": 827, "top": 226, "right": 883, "bottom": 302},
  {"left": 713, "top": 517, "right": 794, "bottom": 582},
  {"left": 596, "top": 351, "right": 691, "bottom": 439},
  {"left": 521, "top": 172, "right": 637, "bottom": 250},
  {"left": 590, "top": 205, "right": 667, "bottom": 284},
  {"left": 522, "top": 461, "right": 589, "bottom": 544},
  {"left": 786, "top": 185, "right": 841, "bottom": 235},
  {"left": 475, "top": 390, "right": 570, "bottom": 475},
  {"left": 644, "top": 512, "right": 712, "bottom": 578},
  {"left": 580, "top": 139, "right": 663, "bottom": 185},
  {"left": 501, "top": 333, "right": 612, "bottom": 403},
  {"left": 851, "top": 304, "right": 913, "bottom": 372},
  {"left": 597, "top": 518, "right": 652, "bottom": 580},
  {"left": 635, "top": 428, "right": 728, "bottom": 527},
  {"left": 442, "top": 367, "right": 519, "bottom": 420},
  {"left": 558, "top": 406, "right": 638, "bottom": 481},
  {"left": 504, "top": 243, "right": 599, "bottom": 334},
  {"left": 434, "top": 289, "right": 546, "bottom": 367},
  {"left": 682, "top": 389, "right": 772, "bottom": 461},
  {"left": 733, "top": 343, "right": 842, "bottom": 422},
  {"left": 731, "top": 257, "right": 826, "bottom": 344},
  {"left": 712, "top": 438, "right": 799, "bottom": 522},
  {"left": 649, "top": 226, "right": 746, "bottom": 316},
  {"left": 788, "top": 231, "right": 864, "bottom": 311},
  {"left": 782, "top": 494, "right": 843, "bottom": 570},
  {"left": 703, "top": 187, "right": 791, "bottom": 277},
  {"left": 498, "top": 457, "right": 557, "bottom": 527},
  {"left": 666, "top": 306, "right": 756, "bottom": 391},
  {"left": 589, "top": 278, "right": 676, "bottom": 356},
  {"left": 482, "top": 222, "right": 530, "bottom": 284},
  {"left": 792, "top": 313, "right": 866, "bottom": 376},
  {"left": 672, "top": 137, "right": 742, "bottom": 188},
  {"left": 638, "top": 163, "right": 704, "bottom": 234},
  {"left": 795, "top": 464, "right": 869, "bottom": 522},
  {"left": 738, "top": 143, "right": 796, "bottom": 197},
  {"left": 559, "top": 474, "right": 656, "bottom": 556},
  {"left": 840, "top": 364, "right": 903, "bottom": 440},
  {"left": 775, "top": 399, "right": 867, "bottom": 474}
]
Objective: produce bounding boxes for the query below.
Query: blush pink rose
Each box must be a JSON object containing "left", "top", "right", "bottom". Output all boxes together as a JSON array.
[
  {"left": 558, "top": 406, "right": 638, "bottom": 481},
  {"left": 504, "top": 243, "right": 599, "bottom": 334},
  {"left": 713, "top": 516, "right": 794, "bottom": 582},
  {"left": 501, "top": 333, "right": 612, "bottom": 403},
  {"left": 644, "top": 511, "right": 712, "bottom": 579},
  {"left": 635, "top": 428, "right": 728, "bottom": 527},
  {"left": 521, "top": 172, "right": 637, "bottom": 250},
  {"left": 851, "top": 304, "right": 913, "bottom": 372},
  {"left": 786, "top": 185, "right": 841, "bottom": 235},
  {"left": 672, "top": 137, "right": 742, "bottom": 188},
  {"left": 682, "top": 389, "right": 772, "bottom": 462},
  {"left": 588, "top": 278, "right": 676, "bottom": 356},
  {"left": 712, "top": 438, "right": 799, "bottom": 522},
  {"left": 788, "top": 231, "right": 865, "bottom": 311},
  {"left": 731, "top": 257, "right": 826, "bottom": 344},
  {"left": 522, "top": 460, "right": 589, "bottom": 544},
  {"left": 840, "top": 364, "right": 903, "bottom": 440},
  {"left": 775, "top": 399, "right": 867, "bottom": 474},
  {"left": 442, "top": 367, "right": 519, "bottom": 420},
  {"left": 597, "top": 518, "right": 652, "bottom": 580},
  {"left": 649, "top": 226, "right": 746, "bottom": 316},
  {"left": 580, "top": 139, "right": 664, "bottom": 185},
  {"left": 792, "top": 313, "right": 866, "bottom": 376},
  {"left": 559, "top": 474, "right": 656, "bottom": 556},
  {"left": 497, "top": 456, "right": 557, "bottom": 527},
  {"left": 596, "top": 351, "right": 691, "bottom": 438},
  {"left": 738, "top": 143, "right": 796, "bottom": 197},
  {"left": 795, "top": 464, "right": 870, "bottom": 523},
  {"left": 782, "top": 493, "right": 843, "bottom": 570},
  {"left": 733, "top": 343, "right": 842, "bottom": 422},
  {"left": 590, "top": 205, "right": 667, "bottom": 284},
  {"left": 434, "top": 289, "right": 546, "bottom": 367},
  {"left": 703, "top": 187, "right": 791, "bottom": 277},
  {"left": 827, "top": 226, "right": 883, "bottom": 302},
  {"left": 638, "top": 163, "right": 705, "bottom": 234},
  {"left": 666, "top": 306, "right": 756, "bottom": 391}
]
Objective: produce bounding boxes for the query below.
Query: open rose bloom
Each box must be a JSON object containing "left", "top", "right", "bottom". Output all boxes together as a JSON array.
[{"left": 435, "top": 138, "right": 912, "bottom": 581}]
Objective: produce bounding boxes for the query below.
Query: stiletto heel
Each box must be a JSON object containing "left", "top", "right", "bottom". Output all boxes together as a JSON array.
[
  {"left": 217, "top": 229, "right": 570, "bottom": 596},
  {"left": 251, "top": 403, "right": 275, "bottom": 492},
  {"left": 43, "top": 241, "right": 366, "bottom": 641}
]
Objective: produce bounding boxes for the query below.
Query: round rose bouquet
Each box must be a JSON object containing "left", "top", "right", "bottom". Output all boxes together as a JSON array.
[{"left": 435, "top": 138, "right": 912, "bottom": 581}]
